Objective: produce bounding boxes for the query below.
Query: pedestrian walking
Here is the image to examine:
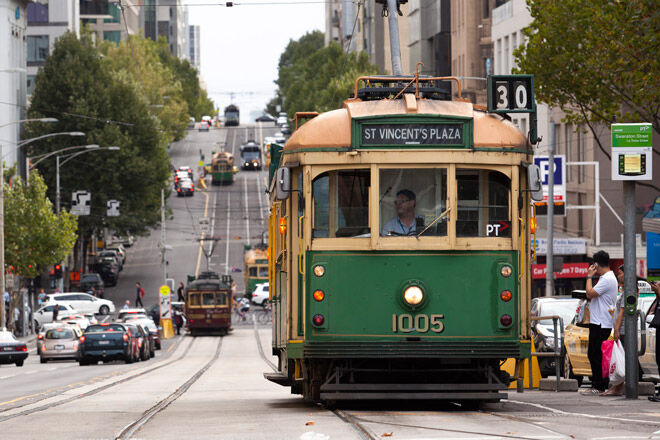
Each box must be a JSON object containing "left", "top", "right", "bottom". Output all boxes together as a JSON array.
[
  {"left": 177, "top": 282, "right": 185, "bottom": 302},
  {"left": 580, "top": 250, "right": 617, "bottom": 396},
  {"left": 135, "top": 282, "right": 145, "bottom": 308},
  {"left": 174, "top": 310, "right": 183, "bottom": 335},
  {"left": 647, "top": 281, "right": 660, "bottom": 402},
  {"left": 122, "top": 300, "right": 130, "bottom": 310}
]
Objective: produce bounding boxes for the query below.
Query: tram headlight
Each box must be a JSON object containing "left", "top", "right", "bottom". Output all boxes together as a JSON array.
[
  {"left": 500, "top": 265, "right": 512, "bottom": 278},
  {"left": 313, "top": 265, "right": 325, "bottom": 277},
  {"left": 403, "top": 285, "right": 424, "bottom": 306}
]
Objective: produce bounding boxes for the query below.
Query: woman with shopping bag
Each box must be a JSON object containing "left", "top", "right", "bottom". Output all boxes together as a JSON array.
[{"left": 601, "top": 265, "right": 628, "bottom": 396}]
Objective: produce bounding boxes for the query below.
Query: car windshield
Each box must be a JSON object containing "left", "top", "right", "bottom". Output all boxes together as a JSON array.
[
  {"left": 45, "top": 328, "right": 74, "bottom": 339},
  {"left": 81, "top": 275, "right": 99, "bottom": 283},
  {"left": 86, "top": 324, "right": 125, "bottom": 333},
  {"left": 538, "top": 301, "right": 579, "bottom": 326}
]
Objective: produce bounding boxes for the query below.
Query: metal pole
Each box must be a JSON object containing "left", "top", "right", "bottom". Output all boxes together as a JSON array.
[
  {"left": 56, "top": 155, "right": 60, "bottom": 214},
  {"left": 0, "top": 144, "right": 5, "bottom": 330},
  {"left": 386, "top": 0, "right": 403, "bottom": 76},
  {"left": 595, "top": 162, "right": 600, "bottom": 246},
  {"left": 161, "top": 189, "right": 166, "bottom": 284},
  {"left": 623, "top": 180, "right": 638, "bottom": 399},
  {"left": 546, "top": 129, "right": 555, "bottom": 296}
]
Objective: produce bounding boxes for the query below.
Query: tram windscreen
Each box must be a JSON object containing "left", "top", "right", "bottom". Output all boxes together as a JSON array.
[
  {"left": 456, "top": 170, "right": 511, "bottom": 237},
  {"left": 312, "top": 169, "right": 370, "bottom": 238},
  {"left": 188, "top": 293, "right": 201, "bottom": 306},
  {"left": 202, "top": 293, "right": 215, "bottom": 306},
  {"left": 379, "top": 169, "right": 447, "bottom": 237}
]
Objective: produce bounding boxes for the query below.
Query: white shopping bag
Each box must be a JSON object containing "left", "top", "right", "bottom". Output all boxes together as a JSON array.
[{"left": 609, "top": 340, "right": 626, "bottom": 386}]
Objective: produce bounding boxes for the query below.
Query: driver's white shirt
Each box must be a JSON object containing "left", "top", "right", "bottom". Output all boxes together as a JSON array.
[{"left": 381, "top": 216, "right": 417, "bottom": 236}]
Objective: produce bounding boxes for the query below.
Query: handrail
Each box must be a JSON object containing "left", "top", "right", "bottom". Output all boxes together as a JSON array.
[
  {"left": 352, "top": 75, "right": 463, "bottom": 100},
  {"left": 530, "top": 315, "right": 565, "bottom": 392},
  {"left": 298, "top": 215, "right": 304, "bottom": 275}
]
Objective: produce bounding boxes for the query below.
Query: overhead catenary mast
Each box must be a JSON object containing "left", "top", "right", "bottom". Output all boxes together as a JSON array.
[{"left": 382, "top": 0, "right": 405, "bottom": 75}]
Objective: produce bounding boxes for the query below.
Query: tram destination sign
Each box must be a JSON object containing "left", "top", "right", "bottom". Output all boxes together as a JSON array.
[{"left": 361, "top": 123, "right": 464, "bottom": 147}]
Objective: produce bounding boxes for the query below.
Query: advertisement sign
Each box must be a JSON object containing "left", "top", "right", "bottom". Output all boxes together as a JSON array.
[
  {"left": 611, "top": 123, "right": 653, "bottom": 181},
  {"left": 533, "top": 155, "right": 566, "bottom": 215},
  {"left": 532, "top": 263, "right": 589, "bottom": 279},
  {"left": 648, "top": 232, "right": 660, "bottom": 270}
]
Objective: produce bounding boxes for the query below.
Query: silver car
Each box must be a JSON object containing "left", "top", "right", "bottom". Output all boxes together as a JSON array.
[{"left": 40, "top": 326, "right": 82, "bottom": 363}]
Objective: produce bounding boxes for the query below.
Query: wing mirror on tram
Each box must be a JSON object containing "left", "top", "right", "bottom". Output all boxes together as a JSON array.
[
  {"left": 526, "top": 164, "right": 543, "bottom": 202},
  {"left": 275, "top": 167, "right": 291, "bottom": 200}
]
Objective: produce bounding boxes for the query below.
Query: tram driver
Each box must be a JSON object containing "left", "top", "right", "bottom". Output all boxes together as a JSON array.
[{"left": 381, "top": 189, "right": 424, "bottom": 236}]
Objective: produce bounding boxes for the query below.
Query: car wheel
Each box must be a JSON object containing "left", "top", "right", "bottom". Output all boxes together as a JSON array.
[
  {"left": 126, "top": 355, "right": 133, "bottom": 364},
  {"left": 262, "top": 299, "right": 269, "bottom": 307},
  {"left": 34, "top": 320, "right": 40, "bottom": 332},
  {"left": 15, "top": 360, "right": 24, "bottom": 367},
  {"left": 40, "top": 357, "right": 47, "bottom": 364},
  {"left": 156, "top": 342, "right": 161, "bottom": 350},
  {"left": 99, "top": 305, "right": 110, "bottom": 315}
]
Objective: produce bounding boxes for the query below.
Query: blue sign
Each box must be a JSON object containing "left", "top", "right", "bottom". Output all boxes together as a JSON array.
[
  {"left": 648, "top": 232, "right": 660, "bottom": 270},
  {"left": 534, "top": 156, "right": 564, "bottom": 185}
]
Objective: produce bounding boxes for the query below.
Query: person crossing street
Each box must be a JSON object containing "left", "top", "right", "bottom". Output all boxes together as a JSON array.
[{"left": 135, "top": 282, "right": 145, "bottom": 308}]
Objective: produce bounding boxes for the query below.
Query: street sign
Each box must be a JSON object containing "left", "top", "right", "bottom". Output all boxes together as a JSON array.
[
  {"left": 107, "top": 200, "right": 120, "bottom": 217},
  {"left": 159, "top": 285, "right": 171, "bottom": 320},
  {"left": 71, "top": 191, "right": 91, "bottom": 215},
  {"left": 611, "top": 123, "right": 653, "bottom": 181},
  {"left": 533, "top": 155, "right": 566, "bottom": 215}
]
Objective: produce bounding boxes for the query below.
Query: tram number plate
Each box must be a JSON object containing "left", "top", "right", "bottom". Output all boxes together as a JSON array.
[{"left": 392, "top": 314, "right": 444, "bottom": 333}]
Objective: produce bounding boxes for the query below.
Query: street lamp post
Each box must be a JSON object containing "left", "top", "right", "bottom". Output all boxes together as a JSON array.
[{"left": 0, "top": 118, "right": 59, "bottom": 331}]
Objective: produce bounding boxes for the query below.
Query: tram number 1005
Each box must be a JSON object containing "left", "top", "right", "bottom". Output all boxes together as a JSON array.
[{"left": 392, "top": 314, "right": 445, "bottom": 333}]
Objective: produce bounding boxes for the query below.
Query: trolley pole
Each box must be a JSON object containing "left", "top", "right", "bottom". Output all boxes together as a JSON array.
[
  {"left": 623, "top": 181, "right": 638, "bottom": 399},
  {"left": 386, "top": 0, "right": 403, "bottom": 76},
  {"left": 545, "top": 132, "right": 555, "bottom": 297}
]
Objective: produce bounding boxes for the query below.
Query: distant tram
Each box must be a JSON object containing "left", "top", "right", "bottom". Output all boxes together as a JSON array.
[
  {"left": 185, "top": 271, "right": 233, "bottom": 335},
  {"left": 211, "top": 151, "right": 235, "bottom": 185},
  {"left": 243, "top": 245, "right": 268, "bottom": 297},
  {"left": 224, "top": 104, "right": 240, "bottom": 127},
  {"left": 265, "top": 73, "right": 543, "bottom": 403}
]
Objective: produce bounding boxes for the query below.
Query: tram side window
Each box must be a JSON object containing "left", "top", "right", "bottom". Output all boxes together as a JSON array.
[
  {"left": 312, "top": 170, "right": 370, "bottom": 238},
  {"left": 248, "top": 267, "right": 258, "bottom": 277},
  {"left": 202, "top": 292, "right": 215, "bottom": 306},
  {"left": 379, "top": 169, "right": 447, "bottom": 237},
  {"left": 258, "top": 266, "right": 268, "bottom": 277},
  {"left": 456, "top": 170, "right": 511, "bottom": 237},
  {"left": 216, "top": 292, "right": 228, "bottom": 306},
  {"left": 189, "top": 293, "right": 200, "bottom": 306}
]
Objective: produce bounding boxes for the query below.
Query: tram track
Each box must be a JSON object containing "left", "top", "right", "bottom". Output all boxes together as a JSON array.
[
  {"left": 0, "top": 335, "right": 193, "bottom": 422},
  {"left": 114, "top": 337, "right": 223, "bottom": 440}
]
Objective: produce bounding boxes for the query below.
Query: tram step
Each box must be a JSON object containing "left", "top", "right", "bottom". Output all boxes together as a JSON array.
[
  {"left": 263, "top": 372, "right": 290, "bottom": 386},
  {"left": 320, "top": 391, "right": 507, "bottom": 401},
  {"left": 321, "top": 383, "right": 507, "bottom": 392}
]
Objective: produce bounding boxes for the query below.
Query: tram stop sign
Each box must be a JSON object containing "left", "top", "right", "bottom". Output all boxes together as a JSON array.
[{"left": 159, "top": 285, "right": 171, "bottom": 320}]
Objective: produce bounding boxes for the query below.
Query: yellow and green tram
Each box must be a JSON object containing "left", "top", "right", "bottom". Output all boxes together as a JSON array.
[
  {"left": 244, "top": 245, "right": 268, "bottom": 296},
  {"left": 265, "top": 74, "right": 542, "bottom": 403},
  {"left": 211, "top": 151, "right": 235, "bottom": 185}
]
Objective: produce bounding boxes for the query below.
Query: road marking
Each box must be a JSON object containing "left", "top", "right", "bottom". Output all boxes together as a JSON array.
[
  {"left": 195, "top": 190, "right": 210, "bottom": 277},
  {"left": 244, "top": 175, "right": 250, "bottom": 246},
  {"left": 224, "top": 192, "right": 231, "bottom": 275}
]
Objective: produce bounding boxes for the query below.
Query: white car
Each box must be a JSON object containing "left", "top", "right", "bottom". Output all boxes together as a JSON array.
[
  {"left": 44, "top": 292, "right": 115, "bottom": 315},
  {"left": 276, "top": 112, "right": 287, "bottom": 126},
  {"left": 251, "top": 283, "right": 269, "bottom": 306},
  {"left": 34, "top": 304, "right": 78, "bottom": 330}
]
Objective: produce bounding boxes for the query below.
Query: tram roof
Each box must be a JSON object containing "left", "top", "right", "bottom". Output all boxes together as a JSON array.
[
  {"left": 244, "top": 247, "right": 268, "bottom": 264},
  {"left": 284, "top": 96, "right": 527, "bottom": 151}
]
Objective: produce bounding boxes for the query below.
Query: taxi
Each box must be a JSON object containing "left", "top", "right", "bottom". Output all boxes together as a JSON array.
[{"left": 563, "top": 280, "right": 656, "bottom": 385}]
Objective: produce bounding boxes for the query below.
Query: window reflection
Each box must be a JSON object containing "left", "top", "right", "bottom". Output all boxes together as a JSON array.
[
  {"left": 456, "top": 170, "right": 511, "bottom": 237},
  {"left": 379, "top": 169, "right": 447, "bottom": 237},
  {"left": 312, "top": 170, "right": 370, "bottom": 238}
]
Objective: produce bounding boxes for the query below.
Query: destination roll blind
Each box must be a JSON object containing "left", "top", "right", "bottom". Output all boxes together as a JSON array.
[{"left": 361, "top": 123, "right": 464, "bottom": 146}]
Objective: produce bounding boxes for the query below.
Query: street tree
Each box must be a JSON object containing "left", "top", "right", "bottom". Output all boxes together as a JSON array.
[
  {"left": 25, "top": 32, "right": 171, "bottom": 245},
  {"left": 514, "top": 0, "right": 659, "bottom": 157},
  {"left": 4, "top": 172, "right": 77, "bottom": 279}
]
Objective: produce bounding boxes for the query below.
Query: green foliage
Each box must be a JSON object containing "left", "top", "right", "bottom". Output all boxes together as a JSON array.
[
  {"left": 515, "top": 0, "right": 660, "bottom": 142},
  {"left": 4, "top": 173, "right": 77, "bottom": 278},
  {"left": 25, "top": 32, "right": 171, "bottom": 237},
  {"left": 267, "top": 31, "right": 380, "bottom": 116}
]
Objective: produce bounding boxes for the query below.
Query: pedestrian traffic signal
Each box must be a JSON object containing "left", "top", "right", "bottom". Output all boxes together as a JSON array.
[{"left": 54, "top": 264, "right": 62, "bottom": 279}]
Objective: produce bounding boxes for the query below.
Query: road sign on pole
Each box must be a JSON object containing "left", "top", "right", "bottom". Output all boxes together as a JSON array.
[
  {"left": 159, "top": 285, "right": 174, "bottom": 339},
  {"left": 533, "top": 155, "right": 566, "bottom": 215},
  {"left": 611, "top": 123, "right": 653, "bottom": 181},
  {"left": 71, "top": 191, "right": 91, "bottom": 215},
  {"left": 107, "top": 200, "right": 120, "bottom": 217}
]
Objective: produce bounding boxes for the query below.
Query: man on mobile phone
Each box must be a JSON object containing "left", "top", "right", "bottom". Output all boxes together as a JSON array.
[{"left": 580, "top": 250, "right": 617, "bottom": 396}]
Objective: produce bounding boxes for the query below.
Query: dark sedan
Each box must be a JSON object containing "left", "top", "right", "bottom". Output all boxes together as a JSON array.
[
  {"left": 79, "top": 323, "right": 134, "bottom": 365},
  {"left": 0, "top": 331, "right": 28, "bottom": 366}
]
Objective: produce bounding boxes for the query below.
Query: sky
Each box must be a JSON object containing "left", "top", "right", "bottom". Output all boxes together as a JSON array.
[{"left": 187, "top": 1, "right": 326, "bottom": 123}]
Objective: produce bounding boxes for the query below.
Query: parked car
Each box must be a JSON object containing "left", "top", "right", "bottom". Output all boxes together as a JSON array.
[
  {"left": 251, "top": 283, "right": 269, "bottom": 306},
  {"left": 79, "top": 323, "right": 135, "bottom": 365},
  {"left": 39, "top": 325, "right": 82, "bottom": 363},
  {"left": 105, "top": 244, "right": 126, "bottom": 264},
  {"left": 0, "top": 331, "right": 28, "bottom": 366},
  {"left": 255, "top": 114, "right": 275, "bottom": 122},
  {"left": 98, "top": 250, "right": 123, "bottom": 271},
  {"left": 126, "top": 323, "right": 151, "bottom": 361},
  {"left": 198, "top": 120, "right": 210, "bottom": 131},
  {"left": 530, "top": 296, "right": 580, "bottom": 377},
  {"left": 118, "top": 308, "right": 147, "bottom": 321},
  {"left": 111, "top": 235, "right": 134, "bottom": 247},
  {"left": 96, "top": 257, "right": 119, "bottom": 286},
  {"left": 276, "top": 112, "right": 287, "bottom": 126},
  {"left": 79, "top": 273, "right": 105, "bottom": 297},
  {"left": 34, "top": 303, "right": 78, "bottom": 330},
  {"left": 281, "top": 124, "right": 291, "bottom": 135},
  {"left": 44, "top": 292, "right": 115, "bottom": 315},
  {"left": 176, "top": 179, "right": 194, "bottom": 196},
  {"left": 133, "top": 318, "right": 160, "bottom": 350}
]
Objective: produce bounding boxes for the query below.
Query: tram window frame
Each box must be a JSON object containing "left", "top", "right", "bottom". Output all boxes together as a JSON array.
[
  {"left": 201, "top": 292, "right": 215, "bottom": 307},
  {"left": 188, "top": 293, "right": 201, "bottom": 306},
  {"left": 311, "top": 168, "right": 371, "bottom": 240},
  {"left": 216, "top": 291, "right": 228, "bottom": 306},
  {"left": 378, "top": 168, "right": 448, "bottom": 238},
  {"left": 455, "top": 168, "right": 512, "bottom": 238}
]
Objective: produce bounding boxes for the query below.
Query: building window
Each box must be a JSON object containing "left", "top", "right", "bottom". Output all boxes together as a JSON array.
[
  {"left": 81, "top": 18, "right": 97, "bottom": 26},
  {"left": 27, "top": 3, "right": 48, "bottom": 23},
  {"left": 577, "top": 125, "right": 586, "bottom": 183},
  {"left": 104, "top": 31, "right": 121, "bottom": 45},
  {"left": 27, "top": 75, "right": 37, "bottom": 95},
  {"left": 27, "top": 35, "right": 49, "bottom": 63},
  {"left": 104, "top": 2, "right": 121, "bottom": 23},
  {"left": 565, "top": 125, "right": 573, "bottom": 182},
  {"left": 504, "top": 35, "right": 510, "bottom": 73}
]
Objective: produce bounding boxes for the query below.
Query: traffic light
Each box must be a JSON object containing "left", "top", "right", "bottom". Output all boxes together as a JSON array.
[{"left": 53, "top": 264, "right": 62, "bottom": 279}]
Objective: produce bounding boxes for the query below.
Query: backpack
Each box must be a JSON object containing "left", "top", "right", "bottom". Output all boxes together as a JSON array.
[{"left": 139, "top": 287, "right": 145, "bottom": 298}]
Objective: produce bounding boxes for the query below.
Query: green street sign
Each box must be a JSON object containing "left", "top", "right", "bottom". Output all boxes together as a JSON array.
[{"left": 612, "top": 123, "right": 652, "bottom": 148}]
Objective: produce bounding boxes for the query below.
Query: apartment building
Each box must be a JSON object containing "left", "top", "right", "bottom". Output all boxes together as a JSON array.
[
  {"left": 83, "top": 0, "right": 140, "bottom": 45},
  {"left": 189, "top": 24, "right": 200, "bottom": 70}
]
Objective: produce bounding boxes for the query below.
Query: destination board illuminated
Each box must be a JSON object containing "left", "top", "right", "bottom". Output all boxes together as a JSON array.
[{"left": 361, "top": 124, "right": 464, "bottom": 146}]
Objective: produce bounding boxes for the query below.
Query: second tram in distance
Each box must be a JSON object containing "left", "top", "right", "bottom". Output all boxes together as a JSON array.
[{"left": 185, "top": 271, "right": 233, "bottom": 335}]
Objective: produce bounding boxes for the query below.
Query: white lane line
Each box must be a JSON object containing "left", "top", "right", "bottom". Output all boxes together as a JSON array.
[
  {"left": 231, "top": 129, "right": 237, "bottom": 157},
  {"left": 224, "top": 192, "right": 231, "bottom": 275},
  {"left": 244, "top": 175, "right": 250, "bottom": 246},
  {"left": 208, "top": 191, "right": 218, "bottom": 266}
]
